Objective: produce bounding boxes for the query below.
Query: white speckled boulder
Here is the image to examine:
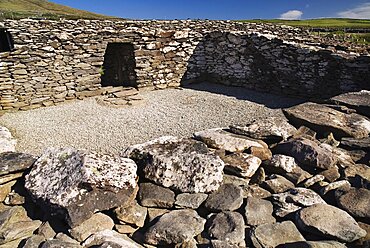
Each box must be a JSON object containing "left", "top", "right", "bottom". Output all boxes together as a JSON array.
[
  {"left": 124, "top": 136, "right": 224, "bottom": 193},
  {"left": 0, "top": 126, "right": 17, "bottom": 153},
  {"left": 25, "top": 148, "right": 138, "bottom": 227}
]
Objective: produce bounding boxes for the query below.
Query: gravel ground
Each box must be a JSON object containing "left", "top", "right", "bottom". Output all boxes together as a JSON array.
[{"left": 0, "top": 83, "right": 304, "bottom": 155}]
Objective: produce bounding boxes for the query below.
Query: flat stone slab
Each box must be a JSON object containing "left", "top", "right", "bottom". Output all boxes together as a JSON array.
[
  {"left": 230, "top": 116, "right": 297, "bottom": 141},
  {"left": 283, "top": 102, "right": 370, "bottom": 139},
  {"left": 83, "top": 230, "right": 143, "bottom": 248},
  {"left": 0, "top": 152, "right": 36, "bottom": 176},
  {"left": 144, "top": 209, "right": 205, "bottom": 245},
  {"left": 221, "top": 153, "right": 261, "bottom": 178},
  {"left": 69, "top": 213, "right": 114, "bottom": 242},
  {"left": 331, "top": 90, "right": 370, "bottom": 118},
  {"left": 296, "top": 203, "right": 366, "bottom": 242},
  {"left": 336, "top": 187, "right": 370, "bottom": 219},
  {"left": 284, "top": 241, "right": 346, "bottom": 248},
  {"left": 124, "top": 136, "right": 224, "bottom": 193},
  {"left": 272, "top": 188, "right": 326, "bottom": 217},
  {"left": 175, "top": 193, "right": 208, "bottom": 209},
  {"left": 341, "top": 137, "right": 370, "bottom": 151},
  {"left": 193, "top": 128, "right": 267, "bottom": 153},
  {"left": 0, "top": 206, "right": 42, "bottom": 246},
  {"left": 275, "top": 138, "right": 337, "bottom": 169},
  {"left": 251, "top": 221, "right": 305, "bottom": 248},
  {"left": 25, "top": 148, "right": 138, "bottom": 227}
]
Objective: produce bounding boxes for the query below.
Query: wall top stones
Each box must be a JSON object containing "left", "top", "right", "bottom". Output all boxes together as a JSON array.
[{"left": 0, "top": 19, "right": 368, "bottom": 112}]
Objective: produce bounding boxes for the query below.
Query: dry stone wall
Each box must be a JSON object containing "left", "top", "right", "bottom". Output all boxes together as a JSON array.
[{"left": 0, "top": 19, "right": 369, "bottom": 112}]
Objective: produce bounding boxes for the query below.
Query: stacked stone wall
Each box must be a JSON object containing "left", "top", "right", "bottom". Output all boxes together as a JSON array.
[{"left": 0, "top": 19, "right": 369, "bottom": 111}]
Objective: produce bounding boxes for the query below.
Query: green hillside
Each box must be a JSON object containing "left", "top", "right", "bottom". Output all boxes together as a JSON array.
[
  {"left": 240, "top": 18, "right": 370, "bottom": 29},
  {"left": 0, "top": 0, "right": 119, "bottom": 20}
]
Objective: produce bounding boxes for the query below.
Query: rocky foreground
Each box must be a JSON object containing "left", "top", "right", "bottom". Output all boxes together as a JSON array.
[{"left": 0, "top": 91, "right": 369, "bottom": 248}]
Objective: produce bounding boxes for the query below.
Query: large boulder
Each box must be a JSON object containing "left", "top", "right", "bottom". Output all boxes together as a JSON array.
[
  {"left": 144, "top": 209, "right": 205, "bottom": 246},
  {"left": 193, "top": 128, "right": 267, "bottom": 152},
  {"left": 274, "top": 138, "right": 337, "bottom": 169},
  {"left": 250, "top": 221, "right": 305, "bottom": 248},
  {"left": 283, "top": 102, "right": 370, "bottom": 139},
  {"left": 124, "top": 136, "right": 224, "bottom": 193},
  {"left": 331, "top": 90, "right": 370, "bottom": 118},
  {"left": 296, "top": 203, "right": 366, "bottom": 242},
  {"left": 25, "top": 148, "right": 138, "bottom": 227},
  {"left": 230, "top": 117, "right": 297, "bottom": 142}
]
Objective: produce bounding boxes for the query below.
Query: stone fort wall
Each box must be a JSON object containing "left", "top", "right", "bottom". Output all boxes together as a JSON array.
[{"left": 0, "top": 19, "right": 369, "bottom": 111}]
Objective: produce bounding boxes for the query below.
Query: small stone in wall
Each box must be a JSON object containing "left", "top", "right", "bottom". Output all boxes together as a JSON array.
[
  {"left": 144, "top": 209, "right": 205, "bottom": 246},
  {"left": 175, "top": 193, "right": 208, "bottom": 209},
  {"left": 207, "top": 211, "right": 245, "bottom": 246},
  {"left": 204, "top": 184, "right": 243, "bottom": 212},
  {"left": 138, "top": 182, "right": 175, "bottom": 208},
  {"left": 69, "top": 213, "right": 114, "bottom": 242}
]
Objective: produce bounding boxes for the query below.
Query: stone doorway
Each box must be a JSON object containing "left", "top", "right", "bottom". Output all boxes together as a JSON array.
[
  {"left": 101, "top": 43, "right": 137, "bottom": 88},
  {"left": 0, "top": 29, "right": 14, "bottom": 52}
]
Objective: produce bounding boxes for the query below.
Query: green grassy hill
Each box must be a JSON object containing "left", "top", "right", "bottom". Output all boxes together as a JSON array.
[
  {"left": 241, "top": 18, "right": 370, "bottom": 45},
  {"left": 0, "top": 0, "right": 119, "bottom": 20},
  {"left": 240, "top": 18, "right": 370, "bottom": 29}
]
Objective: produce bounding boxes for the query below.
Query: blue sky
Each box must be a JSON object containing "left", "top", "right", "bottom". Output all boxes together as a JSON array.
[{"left": 50, "top": 0, "right": 370, "bottom": 20}]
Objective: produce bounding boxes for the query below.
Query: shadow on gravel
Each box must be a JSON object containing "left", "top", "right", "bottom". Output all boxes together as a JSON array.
[{"left": 183, "top": 82, "right": 307, "bottom": 109}]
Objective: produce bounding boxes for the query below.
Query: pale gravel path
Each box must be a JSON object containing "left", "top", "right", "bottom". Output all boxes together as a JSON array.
[{"left": 0, "top": 83, "right": 303, "bottom": 155}]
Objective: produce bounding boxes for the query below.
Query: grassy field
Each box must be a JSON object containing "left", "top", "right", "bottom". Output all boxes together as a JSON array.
[
  {"left": 240, "top": 18, "right": 370, "bottom": 29},
  {"left": 241, "top": 18, "right": 370, "bottom": 45},
  {"left": 0, "top": 0, "right": 119, "bottom": 20}
]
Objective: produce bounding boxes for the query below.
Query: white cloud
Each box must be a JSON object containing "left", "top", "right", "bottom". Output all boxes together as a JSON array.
[
  {"left": 338, "top": 3, "right": 370, "bottom": 19},
  {"left": 279, "top": 10, "right": 303, "bottom": 20}
]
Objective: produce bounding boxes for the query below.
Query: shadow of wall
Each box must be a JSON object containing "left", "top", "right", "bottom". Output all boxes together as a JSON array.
[{"left": 181, "top": 31, "right": 370, "bottom": 100}]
